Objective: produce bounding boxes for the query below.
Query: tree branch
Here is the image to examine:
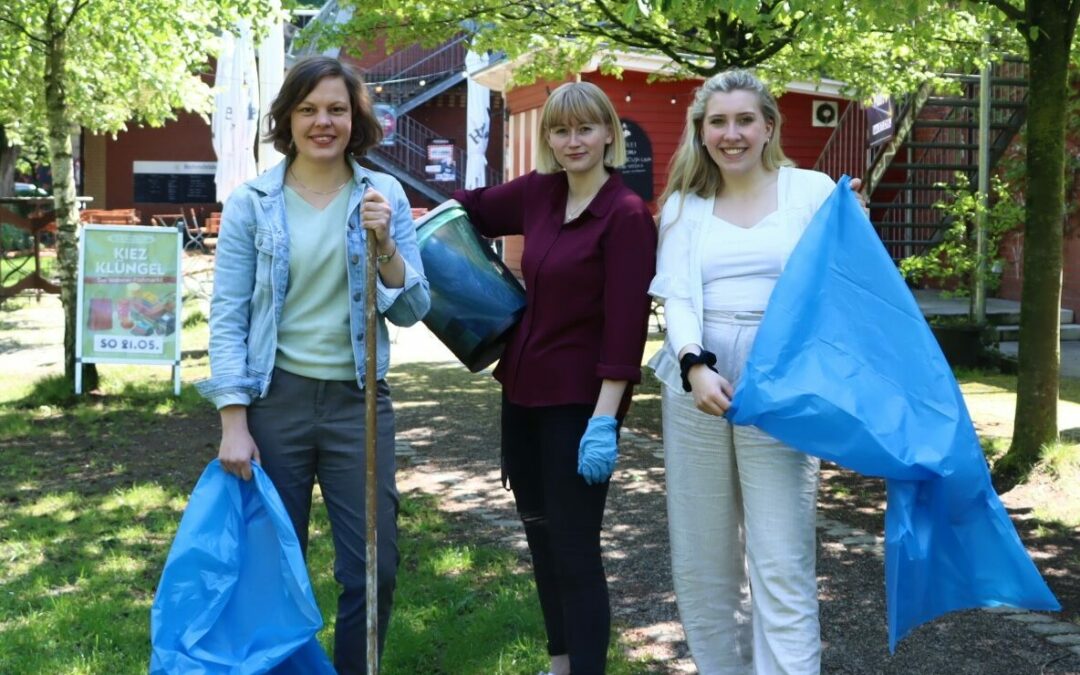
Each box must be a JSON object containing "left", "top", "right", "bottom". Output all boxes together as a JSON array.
[
  {"left": 63, "top": 0, "right": 91, "bottom": 33},
  {"left": 0, "top": 15, "right": 47, "bottom": 45},
  {"left": 979, "top": 0, "right": 1025, "bottom": 22},
  {"left": 581, "top": 0, "right": 704, "bottom": 66},
  {"left": 744, "top": 16, "right": 800, "bottom": 65},
  {"left": 1068, "top": 0, "right": 1080, "bottom": 45}
]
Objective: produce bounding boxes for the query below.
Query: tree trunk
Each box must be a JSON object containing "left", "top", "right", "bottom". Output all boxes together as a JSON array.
[
  {"left": 993, "top": 0, "right": 1074, "bottom": 490},
  {"left": 45, "top": 10, "right": 97, "bottom": 391},
  {"left": 0, "top": 126, "right": 18, "bottom": 197}
]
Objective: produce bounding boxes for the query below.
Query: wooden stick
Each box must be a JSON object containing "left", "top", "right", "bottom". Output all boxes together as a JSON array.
[{"left": 364, "top": 186, "right": 380, "bottom": 675}]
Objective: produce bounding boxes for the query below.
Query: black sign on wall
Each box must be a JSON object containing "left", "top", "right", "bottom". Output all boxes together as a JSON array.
[
  {"left": 619, "top": 119, "right": 653, "bottom": 202},
  {"left": 132, "top": 161, "right": 217, "bottom": 204},
  {"left": 133, "top": 173, "right": 218, "bottom": 204}
]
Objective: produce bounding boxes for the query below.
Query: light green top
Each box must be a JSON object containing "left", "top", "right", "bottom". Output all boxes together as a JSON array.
[{"left": 275, "top": 182, "right": 355, "bottom": 381}]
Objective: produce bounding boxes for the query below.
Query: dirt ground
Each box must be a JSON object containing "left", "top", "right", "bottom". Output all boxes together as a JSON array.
[{"left": 3, "top": 277, "right": 1079, "bottom": 673}]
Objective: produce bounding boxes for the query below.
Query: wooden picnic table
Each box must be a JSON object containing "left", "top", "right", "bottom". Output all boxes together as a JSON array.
[{"left": 0, "top": 196, "right": 92, "bottom": 299}]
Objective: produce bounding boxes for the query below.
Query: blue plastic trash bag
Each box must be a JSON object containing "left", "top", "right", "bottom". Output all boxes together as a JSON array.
[
  {"left": 150, "top": 460, "right": 335, "bottom": 674},
  {"left": 727, "top": 175, "right": 1060, "bottom": 651}
]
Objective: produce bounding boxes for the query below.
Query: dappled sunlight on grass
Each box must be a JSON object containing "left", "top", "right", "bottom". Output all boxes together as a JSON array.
[
  {"left": 18, "top": 492, "right": 79, "bottom": 519},
  {"left": 1022, "top": 441, "right": 1080, "bottom": 528},
  {"left": 100, "top": 484, "right": 174, "bottom": 512},
  {"left": 394, "top": 400, "right": 441, "bottom": 410},
  {"left": 428, "top": 546, "right": 477, "bottom": 576},
  {"left": 98, "top": 554, "right": 149, "bottom": 575},
  {"left": 0, "top": 411, "right": 33, "bottom": 437},
  {"left": 0, "top": 474, "right": 190, "bottom": 673}
]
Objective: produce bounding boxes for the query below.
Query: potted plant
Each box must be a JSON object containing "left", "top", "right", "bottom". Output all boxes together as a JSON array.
[{"left": 898, "top": 173, "right": 1022, "bottom": 368}]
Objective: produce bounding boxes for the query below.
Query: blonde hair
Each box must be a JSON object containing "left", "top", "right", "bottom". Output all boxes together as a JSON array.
[
  {"left": 660, "top": 69, "right": 793, "bottom": 217},
  {"left": 536, "top": 81, "right": 626, "bottom": 173}
]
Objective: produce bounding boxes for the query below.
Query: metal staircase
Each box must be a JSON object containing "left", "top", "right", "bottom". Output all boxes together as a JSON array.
[
  {"left": 288, "top": 4, "right": 496, "bottom": 204},
  {"left": 364, "top": 114, "right": 500, "bottom": 203},
  {"left": 284, "top": 0, "right": 352, "bottom": 63},
  {"left": 813, "top": 59, "right": 1028, "bottom": 261},
  {"left": 362, "top": 35, "right": 501, "bottom": 204},
  {"left": 364, "top": 37, "right": 469, "bottom": 115}
]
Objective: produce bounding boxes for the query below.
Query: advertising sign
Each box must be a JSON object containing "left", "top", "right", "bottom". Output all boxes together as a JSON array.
[
  {"left": 374, "top": 104, "right": 397, "bottom": 146},
  {"left": 425, "top": 138, "right": 457, "bottom": 183},
  {"left": 75, "top": 224, "right": 183, "bottom": 394},
  {"left": 867, "top": 95, "right": 895, "bottom": 148}
]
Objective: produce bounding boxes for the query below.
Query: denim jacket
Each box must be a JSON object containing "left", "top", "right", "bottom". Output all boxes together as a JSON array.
[{"left": 195, "top": 158, "right": 431, "bottom": 409}]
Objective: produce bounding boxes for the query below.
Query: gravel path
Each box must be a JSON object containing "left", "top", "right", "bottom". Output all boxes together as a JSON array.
[{"left": 388, "top": 325, "right": 1080, "bottom": 674}]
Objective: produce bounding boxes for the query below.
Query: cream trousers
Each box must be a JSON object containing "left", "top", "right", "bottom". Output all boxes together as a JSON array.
[{"left": 662, "top": 310, "right": 820, "bottom": 675}]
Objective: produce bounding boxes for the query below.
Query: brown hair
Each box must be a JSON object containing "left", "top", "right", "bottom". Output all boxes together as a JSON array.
[{"left": 264, "top": 56, "right": 383, "bottom": 159}]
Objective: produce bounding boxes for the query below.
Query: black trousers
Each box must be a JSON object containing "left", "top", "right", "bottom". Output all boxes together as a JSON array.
[{"left": 501, "top": 395, "right": 612, "bottom": 675}]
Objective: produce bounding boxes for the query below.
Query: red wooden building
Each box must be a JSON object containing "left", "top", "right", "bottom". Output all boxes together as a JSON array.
[
  {"left": 74, "top": 34, "right": 1078, "bottom": 318},
  {"left": 472, "top": 51, "right": 849, "bottom": 275}
]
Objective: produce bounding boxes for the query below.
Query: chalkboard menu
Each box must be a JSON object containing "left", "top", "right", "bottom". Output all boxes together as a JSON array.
[
  {"left": 619, "top": 119, "right": 653, "bottom": 202},
  {"left": 132, "top": 161, "right": 217, "bottom": 204}
]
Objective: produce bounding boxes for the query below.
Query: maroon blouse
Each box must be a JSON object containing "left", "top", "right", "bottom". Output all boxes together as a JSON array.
[{"left": 453, "top": 170, "right": 657, "bottom": 409}]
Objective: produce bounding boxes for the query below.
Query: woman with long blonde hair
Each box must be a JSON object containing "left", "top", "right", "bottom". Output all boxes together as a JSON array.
[{"left": 649, "top": 69, "right": 861, "bottom": 674}]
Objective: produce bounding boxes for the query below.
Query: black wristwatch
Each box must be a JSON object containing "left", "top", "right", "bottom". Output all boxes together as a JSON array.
[{"left": 679, "top": 350, "right": 718, "bottom": 392}]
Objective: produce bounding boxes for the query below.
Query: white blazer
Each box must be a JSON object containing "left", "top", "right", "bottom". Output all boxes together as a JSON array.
[{"left": 647, "top": 166, "right": 836, "bottom": 390}]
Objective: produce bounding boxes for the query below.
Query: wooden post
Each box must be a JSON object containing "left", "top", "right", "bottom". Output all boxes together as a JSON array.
[{"left": 363, "top": 185, "right": 380, "bottom": 675}]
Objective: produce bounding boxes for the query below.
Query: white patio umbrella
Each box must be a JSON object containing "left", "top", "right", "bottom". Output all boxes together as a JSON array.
[
  {"left": 464, "top": 51, "right": 490, "bottom": 189},
  {"left": 212, "top": 19, "right": 260, "bottom": 204},
  {"left": 257, "top": 14, "right": 285, "bottom": 174}
]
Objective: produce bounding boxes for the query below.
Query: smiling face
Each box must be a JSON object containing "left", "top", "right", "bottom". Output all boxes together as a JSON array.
[
  {"left": 289, "top": 76, "right": 352, "bottom": 167},
  {"left": 545, "top": 119, "right": 613, "bottom": 177},
  {"left": 700, "top": 89, "right": 774, "bottom": 177}
]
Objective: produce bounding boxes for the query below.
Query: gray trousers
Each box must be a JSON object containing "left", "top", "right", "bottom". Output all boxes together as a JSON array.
[{"left": 248, "top": 368, "right": 399, "bottom": 675}]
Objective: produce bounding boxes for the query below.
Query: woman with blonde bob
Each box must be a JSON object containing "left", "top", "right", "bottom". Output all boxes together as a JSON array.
[
  {"left": 648, "top": 69, "right": 861, "bottom": 674},
  {"left": 451, "top": 81, "right": 657, "bottom": 675}
]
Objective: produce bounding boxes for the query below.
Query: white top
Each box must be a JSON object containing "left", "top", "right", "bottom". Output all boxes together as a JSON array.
[
  {"left": 700, "top": 186, "right": 810, "bottom": 312},
  {"left": 647, "top": 166, "right": 836, "bottom": 390}
]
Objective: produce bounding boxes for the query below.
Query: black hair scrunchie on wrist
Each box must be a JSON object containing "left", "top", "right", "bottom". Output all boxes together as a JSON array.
[{"left": 679, "top": 350, "right": 718, "bottom": 392}]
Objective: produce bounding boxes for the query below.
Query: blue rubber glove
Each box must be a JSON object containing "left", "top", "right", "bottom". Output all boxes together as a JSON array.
[{"left": 577, "top": 415, "right": 619, "bottom": 485}]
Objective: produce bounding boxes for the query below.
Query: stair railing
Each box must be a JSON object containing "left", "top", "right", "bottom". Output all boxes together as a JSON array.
[
  {"left": 872, "top": 59, "right": 1027, "bottom": 259},
  {"left": 364, "top": 35, "right": 468, "bottom": 107},
  {"left": 372, "top": 114, "right": 500, "bottom": 198},
  {"left": 811, "top": 100, "right": 868, "bottom": 182},
  {"left": 285, "top": 0, "right": 353, "bottom": 62}
]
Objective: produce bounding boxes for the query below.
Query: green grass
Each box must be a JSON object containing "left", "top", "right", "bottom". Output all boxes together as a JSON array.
[
  {"left": 0, "top": 451, "right": 646, "bottom": 674},
  {"left": 0, "top": 336, "right": 650, "bottom": 673}
]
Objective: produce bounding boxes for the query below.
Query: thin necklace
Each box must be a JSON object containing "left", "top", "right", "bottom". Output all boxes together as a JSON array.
[
  {"left": 564, "top": 182, "right": 606, "bottom": 222},
  {"left": 289, "top": 167, "right": 351, "bottom": 196}
]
